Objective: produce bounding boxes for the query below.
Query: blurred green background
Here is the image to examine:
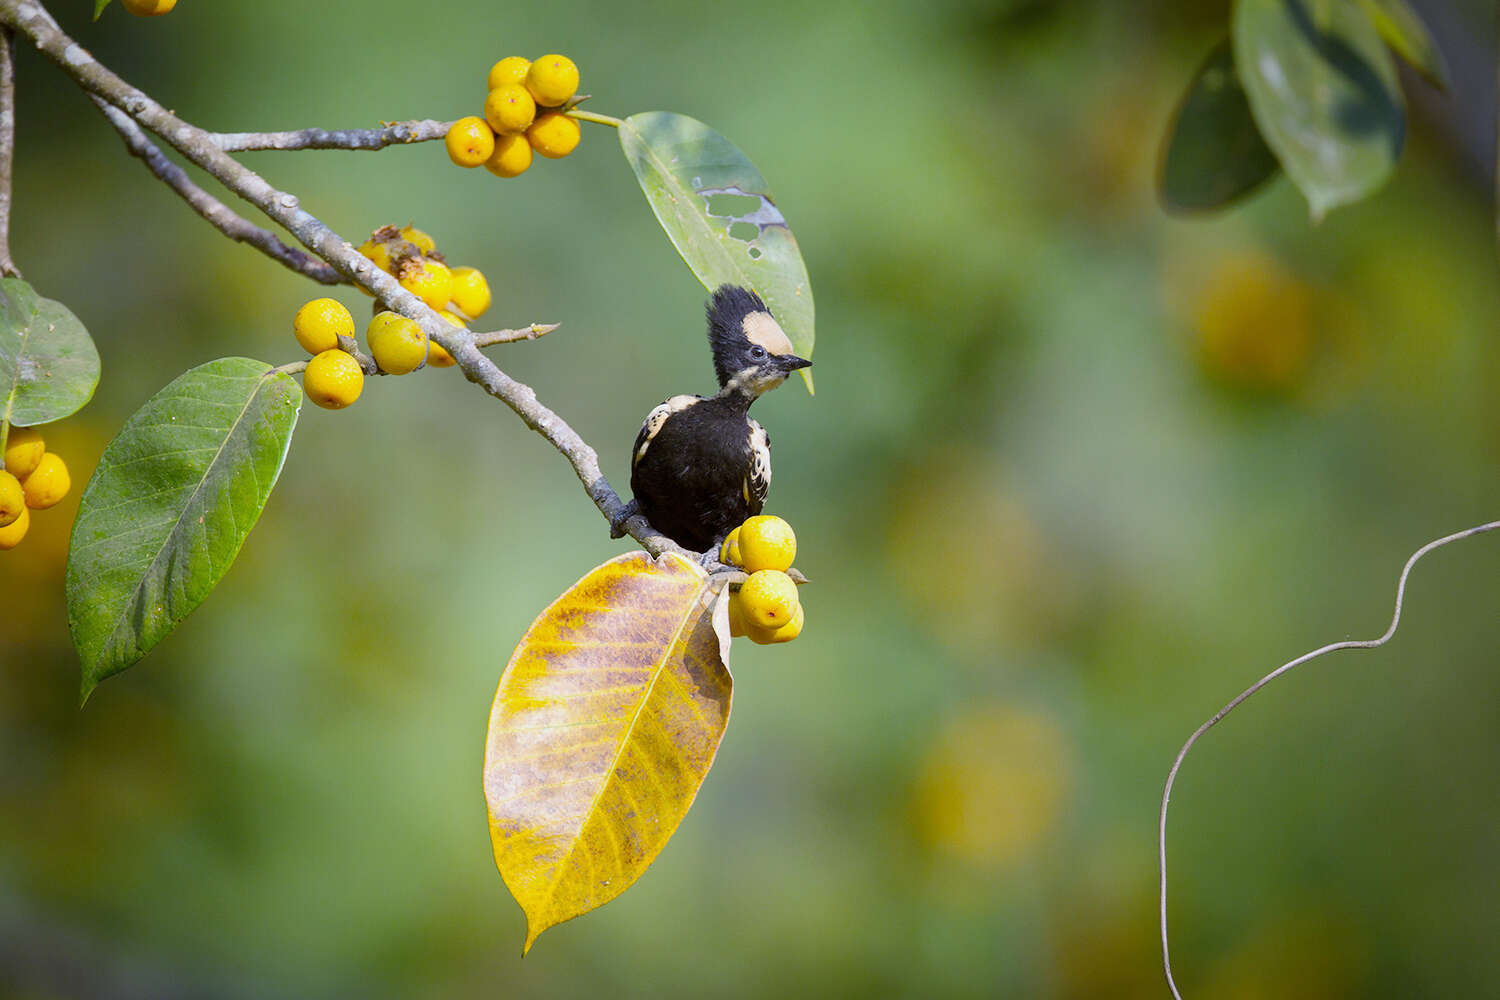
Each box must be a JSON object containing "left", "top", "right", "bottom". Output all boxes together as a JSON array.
[{"left": 4, "top": 0, "right": 1499, "bottom": 996}]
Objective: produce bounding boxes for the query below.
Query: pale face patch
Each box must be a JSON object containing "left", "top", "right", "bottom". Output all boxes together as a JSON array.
[
  {"left": 724, "top": 366, "right": 787, "bottom": 398},
  {"left": 741, "top": 311, "right": 794, "bottom": 357}
]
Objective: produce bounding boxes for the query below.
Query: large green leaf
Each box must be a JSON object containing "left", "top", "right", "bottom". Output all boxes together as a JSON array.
[
  {"left": 619, "top": 111, "right": 814, "bottom": 392},
  {"left": 67, "top": 358, "right": 300, "bottom": 700},
  {"left": 1159, "top": 39, "right": 1282, "bottom": 213},
  {"left": 0, "top": 277, "right": 100, "bottom": 428},
  {"left": 1357, "top": 0, "right": 1449, "bottom": 89},
  {"left": 1234, "top": 0, "right": 1404, "bottom": 220}
]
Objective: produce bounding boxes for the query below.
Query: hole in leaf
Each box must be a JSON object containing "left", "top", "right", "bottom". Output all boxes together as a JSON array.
[
  {"left": 748, "top": 247, "right": 762, "bottom": 259},
  {"left": 705, "top": 193, "right": 764, "bottom": 218},
  {"left": 728, "top": 221, "right": 759, "bottom": 242}
]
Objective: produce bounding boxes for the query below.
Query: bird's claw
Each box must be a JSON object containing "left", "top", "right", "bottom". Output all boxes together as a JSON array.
[{"left": 609, "top": 499, "right": 640, "bottom": 539}]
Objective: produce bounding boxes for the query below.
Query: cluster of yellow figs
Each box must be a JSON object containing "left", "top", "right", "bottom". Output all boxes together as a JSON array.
[
  {"left": 445, "top": 54, "right": 582, "bottom": 178},
  {"left": 293, "top": 225, "right": 493, "bottom": 409},
  {"left": 720, "top": 515, "right": 805, "bottom": 644},
  {"left": 0, "top": 426, "right": 72, "bottom": 550},
  {"left": 121, "top": 0, "right": 176, "bottom": 14}
]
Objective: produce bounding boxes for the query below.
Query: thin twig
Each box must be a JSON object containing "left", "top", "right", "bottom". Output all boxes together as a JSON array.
[
  {"left": 0, "top": 0, "right": 677, "bottom": 557},
  {"left": 0, "top": 25, "right": 17, "bottom": 277},
  {"left": 335, "top": 333, "right": 377, "bottom": 373},
  {"left": 210, "top": 119, "right": 453, "bottom": 152},
  {"left": 1159, "top": 519, "right": 1500, "bottom": 999},
  {"left": 473, "top": 323, "right": 557, "bottom": 348},
  {"left": 89, "top": 97, "right": 343, "bottom": 285}
]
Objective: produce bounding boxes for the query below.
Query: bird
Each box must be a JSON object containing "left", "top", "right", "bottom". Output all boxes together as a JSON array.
[{"left": 620, "top": 284, "right": 810, "bottom": 554}]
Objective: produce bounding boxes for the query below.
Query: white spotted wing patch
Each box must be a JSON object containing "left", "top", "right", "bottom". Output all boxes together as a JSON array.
[
  {"left": 744, "top": 419, "right": 771, "bottom": 510},
  {"left": 632, "top": 394, "right": 698, "bottom": 467}
]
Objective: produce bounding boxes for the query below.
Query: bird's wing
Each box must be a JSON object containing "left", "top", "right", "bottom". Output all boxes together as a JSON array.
[
  {"left": 632, "top": 394, "right": 699, "bottom": 467},
  {"left": 744, "top": 419, "right": 771, "bottom": 511}
]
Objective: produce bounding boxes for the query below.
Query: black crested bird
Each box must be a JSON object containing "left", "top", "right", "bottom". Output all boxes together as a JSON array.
[{"left": 622, "top": 285, "right": 810, "bottom": 553}]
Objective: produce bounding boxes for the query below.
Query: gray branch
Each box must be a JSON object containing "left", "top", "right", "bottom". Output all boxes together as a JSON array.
[
  {"left": 90, "top": 97, "right": 343, "bottom": 284},
  {"left": 0, "top": 0, "right": 675, "bottom": 558},
  {"left": 210, "top": 119, "right": 453, "bottom": 152},
  {"left": 474, "top": 323, "right": 557, "bottom": 347}
]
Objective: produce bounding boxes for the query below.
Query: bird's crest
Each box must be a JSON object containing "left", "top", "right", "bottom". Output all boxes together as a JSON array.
[{"left": 707, "top": 285, "right": 790, "bottom": 387}]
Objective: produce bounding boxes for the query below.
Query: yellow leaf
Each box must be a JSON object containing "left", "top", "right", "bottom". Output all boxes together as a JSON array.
[{"left": 484, "top": 551, "right": 733, "bottom": 954}]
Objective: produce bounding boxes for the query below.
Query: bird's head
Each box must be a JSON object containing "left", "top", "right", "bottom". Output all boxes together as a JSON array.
[{"left": 706, "top": 285, "right": 811, "bottom": 395}]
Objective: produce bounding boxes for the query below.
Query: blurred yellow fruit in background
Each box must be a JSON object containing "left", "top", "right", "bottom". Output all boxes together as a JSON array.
[
  {"left": 1193, "top": 252, "right": 1316, "bottom": 395},
  {"left": 912, "top": 703, "right": 1071, "bottom": 872}
]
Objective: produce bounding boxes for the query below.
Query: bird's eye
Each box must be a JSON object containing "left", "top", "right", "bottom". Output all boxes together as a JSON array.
[{"left": 749, "top": 345, "right": 767, "bottom": 360}]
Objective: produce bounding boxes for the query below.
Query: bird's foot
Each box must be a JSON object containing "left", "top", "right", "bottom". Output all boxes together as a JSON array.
[{"left": 609, "top": 499, "right": 640, "bottom": 539}]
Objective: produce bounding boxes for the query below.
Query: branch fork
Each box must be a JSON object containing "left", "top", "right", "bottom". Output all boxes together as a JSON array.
[{"left": 0, "top": 0, "right": 674, "bottom": 556}]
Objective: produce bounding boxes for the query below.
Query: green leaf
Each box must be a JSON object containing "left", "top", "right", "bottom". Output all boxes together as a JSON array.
[
  {"left": 93, "top": 0, "right": 112, "bottom": 19},
  {"left": 66, "top": 358, "right": 300, "bottom": 700},
  {"left": 1233, "top": 0, "right": 1405, "bottom": 220},
  {"left": 1159, "top": 39, "right": 1282, "bottom": 213},
  {"left": 0, "top": 277, "right": 101, "bottom": 428},
  {"left": 1357, "top": 0, "right": 1450, "bottom": 89},
  {"left": 619, "top": 111, "right": 815, "bottom": 392}
]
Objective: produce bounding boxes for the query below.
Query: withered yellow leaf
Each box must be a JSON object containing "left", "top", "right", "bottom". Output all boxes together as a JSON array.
[{"left": 484, "top": 550, "right": 733, "bottom": 954}]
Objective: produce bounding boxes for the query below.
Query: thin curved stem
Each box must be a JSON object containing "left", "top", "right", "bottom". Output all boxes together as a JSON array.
[
  {"left": 210, "top": 119, "right": 453, "bottom": 152},
  {"left": 1159, "top": 519, "right": 1500, "bottom": 999}
]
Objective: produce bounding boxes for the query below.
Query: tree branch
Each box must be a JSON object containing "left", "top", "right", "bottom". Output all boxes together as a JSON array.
[
  {"left": 210, "top": 119, "right": 453, "bottom": 152},
  {"left": 0, "top": 0, "right": 676, "bottom": 557},
  {"left": 89, "top": 97, "right": 343, "bottom": 285},
  {"left": 0, "top": 25, "right": 17, "bottom": 277}
]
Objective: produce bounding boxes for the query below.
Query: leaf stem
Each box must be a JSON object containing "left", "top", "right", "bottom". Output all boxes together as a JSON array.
[{"left": 567, "top": 109, "right": 624, "bottom": 129}]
